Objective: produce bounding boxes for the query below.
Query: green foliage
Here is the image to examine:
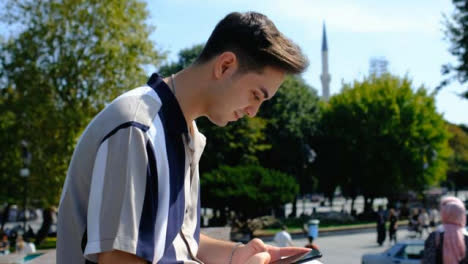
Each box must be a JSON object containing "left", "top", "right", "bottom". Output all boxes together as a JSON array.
[
  {"left": 201, "top": 165, "right": 299, "bottom": 218},
  {"left": 0, "top": 87, "right": 23, "bottom": 204},
  {"left": 36, "top": 237, "right": 57, "bottom": 250},
  {"left": 159, "top": 44, "right": 204, "bottom": 77},
  {"left": 0, "top": 0, "right": 162, "bottom": 207},
  {"left": 258, "top": 76, "right": 321, "bottom": 194},
  {"left": 317, "top": 74, "right": 451, "bottom": 200},
  {"left": 446, "top": 123, "right": 468, "bottom": 188},
  {"left": 198, "top": 117, "right": 270, "bottom": 173},
  {"left": 440, "top": 0, "right": 468, "bottom": 98}
]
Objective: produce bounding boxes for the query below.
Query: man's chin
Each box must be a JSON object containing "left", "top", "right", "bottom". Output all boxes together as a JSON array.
[
  {"left": 207, "top": 116, "right": 229, "bottom": 127},
  {"left": 215, "top": 120, "right": 229, "bottom": 127}
]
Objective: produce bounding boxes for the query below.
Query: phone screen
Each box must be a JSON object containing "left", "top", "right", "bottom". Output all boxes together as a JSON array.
[{"left": 270, "top": 249, "right": 322, "bottom": 264}]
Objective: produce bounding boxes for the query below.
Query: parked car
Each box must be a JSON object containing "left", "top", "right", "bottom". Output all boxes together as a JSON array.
[{"left": 361, "top": 240, "right": 424, "bottom": 264}]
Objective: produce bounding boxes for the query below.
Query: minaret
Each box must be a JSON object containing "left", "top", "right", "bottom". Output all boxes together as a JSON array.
[{"left": 321, "top": 22, "right": 331, "bottom": 101}]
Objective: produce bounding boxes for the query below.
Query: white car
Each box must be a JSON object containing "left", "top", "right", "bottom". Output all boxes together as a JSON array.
[{"left": 361, "top": 240, "right": 424, "bottom": 264}]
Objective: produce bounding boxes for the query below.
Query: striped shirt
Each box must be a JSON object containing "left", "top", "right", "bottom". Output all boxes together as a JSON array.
[{"left": 57, "top": 73, "right": 206, "bottom": 264}]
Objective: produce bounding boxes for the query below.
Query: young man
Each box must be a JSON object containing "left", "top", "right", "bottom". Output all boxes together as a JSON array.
[{"left": 57, "top": 11, "right": 309, "bottom": 264}]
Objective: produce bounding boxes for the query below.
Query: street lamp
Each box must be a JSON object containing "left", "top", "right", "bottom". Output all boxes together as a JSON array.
[
  {"left": 20, "top": 140, "right": 31, "bottom": 232},
  {"left": 301, "top": 143, "right": 317, "bottom": 215}
]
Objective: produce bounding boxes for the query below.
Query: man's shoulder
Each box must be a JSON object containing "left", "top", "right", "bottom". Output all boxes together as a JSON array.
[{"left": 100, "top": 86, "right": 162, "bottom": 128}]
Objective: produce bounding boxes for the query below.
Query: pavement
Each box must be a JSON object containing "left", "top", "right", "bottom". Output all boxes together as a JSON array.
[
  {"left": 0, "top": 224, "right": 420, "bottom": 264},
  {"left": 273, "top": 229, "right": 425, "bottom": 264},
  {"left": 257, "top": 221, "right": 409, "bottom": 242}
]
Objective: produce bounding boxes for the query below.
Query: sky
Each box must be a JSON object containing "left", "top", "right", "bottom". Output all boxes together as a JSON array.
[{"left": 146, "top": 0, "right": 468, "bottom": 125}]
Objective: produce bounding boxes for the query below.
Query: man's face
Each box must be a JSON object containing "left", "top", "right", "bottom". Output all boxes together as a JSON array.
[{"left": 207, "top": 66, "right": 286, "bottom": 127}]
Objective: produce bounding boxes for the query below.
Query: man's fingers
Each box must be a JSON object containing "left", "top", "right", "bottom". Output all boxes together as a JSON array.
[
  {"left": 246, "top": 252, "right": 271, "bottom": 264},
  {"left": 267, "top": 246, "right": 311, "bottom": 261}
]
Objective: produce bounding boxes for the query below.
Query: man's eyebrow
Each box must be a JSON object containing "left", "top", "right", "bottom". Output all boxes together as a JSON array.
[{"left": 260, "top": 86, "right": 269, "bottom": 100}]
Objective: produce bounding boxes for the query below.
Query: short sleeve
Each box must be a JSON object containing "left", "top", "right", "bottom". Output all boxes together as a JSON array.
[{"left": 83, "top": 125, "right": 155, "bottom": 262}]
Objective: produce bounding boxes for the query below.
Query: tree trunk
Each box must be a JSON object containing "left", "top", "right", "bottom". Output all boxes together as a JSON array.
[
  {"left": 302, "top": 197, "right": 307, "bottom": 216},
  {"left": 0, "top": 203, "right": 11, "bottom": 232},
  {"left": 350, "top": 197, "right": 356, "bottom": 216},
  {"left": 364, "top": 196, "right": 373, "bottom": 213},
  {"left": 35, "top": 208, "right": 53, "bottom": 245},
  {"left": 290, "top": 195, "right": 298, "bottom": 218}
]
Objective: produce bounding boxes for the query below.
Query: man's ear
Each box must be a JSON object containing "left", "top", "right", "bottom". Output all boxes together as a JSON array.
[{"left": 213, "top": 51, "right": 238, "bottom": 80}]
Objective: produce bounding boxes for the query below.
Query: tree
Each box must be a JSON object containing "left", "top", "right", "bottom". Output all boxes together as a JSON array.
[
  {"left": 257, "top": 76, "right": 321, "bottom": 217},
  {"left": 159, "top": 44, "right": 204, "bottom": 77},
  {"left": 0, "top": 0, "right": 162, "bottom": 243},
  {"left": 446, "top": 123, "right": 468, "bottom": 192},
  {"left": 198, "top": 117, "right": 270, "bottom": 173},
  {"left": 440, "top": 0, "right": 468, "bottom": 98},
  {"left": 311, "top": 130, "right": 347, "bottom": 209},
  {"left": 201, "top": 165, "right": 299, "bottom": 220},
  {"left": 319, "top": 74, "right": 451, "bottom": 212},
  {"left": 0, "top": 87, "right": 23, "bottom": 230}
]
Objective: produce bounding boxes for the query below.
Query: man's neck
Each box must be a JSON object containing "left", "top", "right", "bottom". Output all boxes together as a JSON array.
[{"left": 163, "top": 65, "right": 210, "bottom": 131}]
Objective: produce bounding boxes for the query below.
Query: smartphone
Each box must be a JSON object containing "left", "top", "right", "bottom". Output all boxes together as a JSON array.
[{"left": 270, "top": 248, "right": 322, "bottom": 264}]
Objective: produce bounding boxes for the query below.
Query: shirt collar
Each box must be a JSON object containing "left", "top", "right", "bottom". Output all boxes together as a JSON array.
[{"left": 147, "top": 73, "right": 188, "bottom": 134}]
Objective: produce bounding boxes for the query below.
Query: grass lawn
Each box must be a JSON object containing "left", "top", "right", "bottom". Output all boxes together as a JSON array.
[
  {"left": 37, "top": 237, "right": 57, "bottom": 250},
  {"left": 255, "top": 220, "right": 408, "bottom": 236}
]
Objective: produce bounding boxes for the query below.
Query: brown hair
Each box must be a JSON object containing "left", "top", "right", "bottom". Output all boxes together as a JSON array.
[{"left": 196, "top": 12, "right": 308, "bottom": 74}]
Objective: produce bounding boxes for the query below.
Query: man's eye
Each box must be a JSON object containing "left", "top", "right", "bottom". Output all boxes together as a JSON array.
[{"left": 253, "top": 92, "right": 261, "bottom": 101}]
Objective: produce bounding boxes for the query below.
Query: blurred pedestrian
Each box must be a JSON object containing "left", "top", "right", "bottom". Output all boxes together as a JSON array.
[
  {"left": 16, "top": 235, "right": 36, "bottom": 255},
  {"left": 388, "top": 208, "right": 398, "bottom": 245},
  {"left": 422, "top": 197, "right": 468, "bottom": 264},
  {"left": 409, "top": 208, "right": 420, "bottom": 237},
  {"left": 376, "top": 205, "right": 386, "bottom": 246},
  {"left": 0, "top": 233, "right": 10, "bottom": 255},
  {"left": 304, "top": 236, "right": 319, "bottom": 250},
  {"left": 274, "top": 226, "right": 294, "bottom": 247},
  {"left": 429, "top": 207, "right": 440, "bottom": 232},
  {"left": 419, "top": 208, "right": 430, "bottom": 237}
]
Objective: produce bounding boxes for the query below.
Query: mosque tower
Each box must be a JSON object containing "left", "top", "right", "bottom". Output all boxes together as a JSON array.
[{"left": 320, "top": 22, "right": 331, "bottom": 101}]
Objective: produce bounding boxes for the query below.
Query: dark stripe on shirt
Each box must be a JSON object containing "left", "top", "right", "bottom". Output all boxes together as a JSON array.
[
  {"left": 158, "top": 244, "right": 184, "bottom": 264},
  {"left": 158, "top": 109, "right": 186, "bottom": 252},
  {"left": 147, "top": 73, "right": 188, "bottom": 262},
  {"left": 101, "top": 121, "right": 149, "bottom": 144},
  {"left": 135, "top": 141, "right": 159, "bottom": 262}
]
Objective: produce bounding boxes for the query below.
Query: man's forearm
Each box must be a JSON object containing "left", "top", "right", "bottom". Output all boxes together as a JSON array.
[{"left": 197, "top": 234, "right": 242, "bottom": 264}]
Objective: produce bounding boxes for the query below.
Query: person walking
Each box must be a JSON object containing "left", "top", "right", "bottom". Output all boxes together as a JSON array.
[
  {"left": 429, "top": 206, "right": 440, "bottom": 232},
  {"left": 419, "top": 208, "right": 431, "bottom": 237},
  {"left": 304, "top": 236, "right": 319, "bottom": 250},
  {"left": 376, "top": 206, "right": 386, "bottom": 246},
  {"left": 388, "top": 208, "right": 398, "bottom": 245},
  {"left": 422, "top": 196, "right": 468, "bottom": 264},
  {"left": 409, "top": 208, "right": 421, "bottom": 237}
]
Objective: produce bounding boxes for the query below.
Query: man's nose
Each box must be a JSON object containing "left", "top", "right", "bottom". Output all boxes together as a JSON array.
[{"left": 244, "top": 103, "right": 261, "bottom": 117}]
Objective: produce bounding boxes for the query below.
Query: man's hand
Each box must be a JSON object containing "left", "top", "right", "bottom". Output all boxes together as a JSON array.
[
  {"left": 98, "top": 250, "right": 147, "bottom": 264},
  {"left": 232, "top": 238, "right": 311, "bottom": 264}
]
